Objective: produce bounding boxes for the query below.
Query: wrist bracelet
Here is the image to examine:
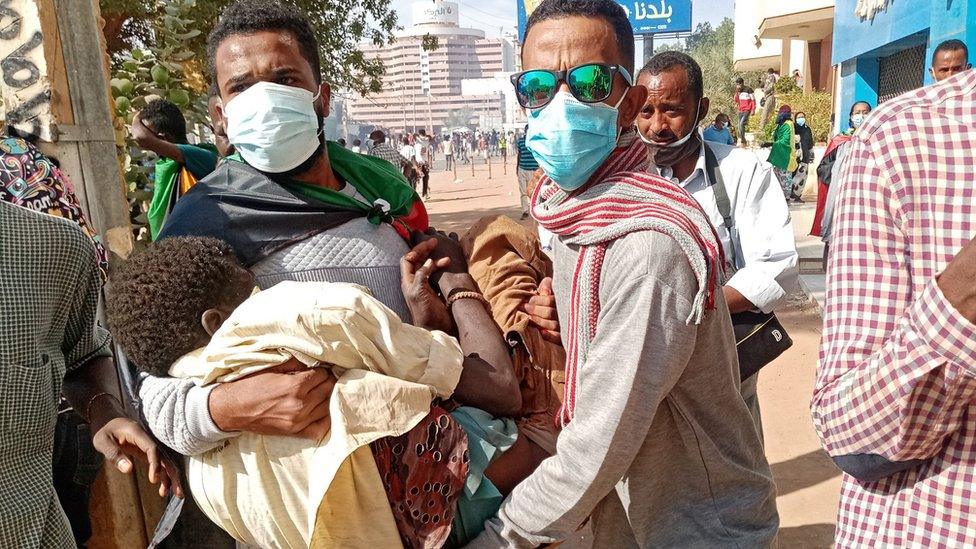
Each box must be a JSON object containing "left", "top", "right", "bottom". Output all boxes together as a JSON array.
[
  {"left": 82, "top": 392, "right": 119, "bottom": 424},
  {"left": 446, "top": 290, "right": 490, "bottom": 311}
]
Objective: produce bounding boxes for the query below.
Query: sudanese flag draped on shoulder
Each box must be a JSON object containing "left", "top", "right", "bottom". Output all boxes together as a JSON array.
[{"left": 159, "top": 141, "right": 428, "bottom": 266}]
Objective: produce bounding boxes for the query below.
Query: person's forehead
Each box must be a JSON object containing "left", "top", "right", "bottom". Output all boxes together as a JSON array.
[
  {"left": 214, "top": 30, "right": 311, "bottom": 82},
  {"left": 638, "top": 68, "right": 690, "bottom": 99},
  {"left": 936, "top": 49, "right": 967, "bottom": 64},
  {"left": 522, "top": 16, "right": 623, "bottom": 70}
]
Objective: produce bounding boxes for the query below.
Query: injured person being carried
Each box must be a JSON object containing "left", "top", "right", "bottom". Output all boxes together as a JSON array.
[{"left": 107, "top": 229, "right": 563, "bottom": 549}]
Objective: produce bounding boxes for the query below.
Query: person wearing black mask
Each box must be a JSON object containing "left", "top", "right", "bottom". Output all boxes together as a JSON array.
[{"left": 634, "top": 51, "right": 798, "bottom": 441}]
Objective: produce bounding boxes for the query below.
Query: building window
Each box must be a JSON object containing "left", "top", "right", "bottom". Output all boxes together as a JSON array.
[{"left": 877, "top": 43, "right": 926, "bottom": 104}]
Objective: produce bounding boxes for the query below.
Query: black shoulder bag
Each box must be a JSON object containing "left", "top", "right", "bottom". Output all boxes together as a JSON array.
[{"left": 704, "top": 145, "right": 793, "bottom": 381}]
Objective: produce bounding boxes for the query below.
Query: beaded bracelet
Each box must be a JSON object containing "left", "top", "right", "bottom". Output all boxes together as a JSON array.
[{"left": 446, "top": 290, "right": 490, "bottom": 311}]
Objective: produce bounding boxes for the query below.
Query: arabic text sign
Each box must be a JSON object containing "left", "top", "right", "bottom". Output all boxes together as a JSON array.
[{"left": 517, "top": 0, "right": 692, "bottom": 39}]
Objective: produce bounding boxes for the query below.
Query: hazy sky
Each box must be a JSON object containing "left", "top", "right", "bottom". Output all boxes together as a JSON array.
[{"left": 388, "top": 0, "right": 734, "bottom": 38}]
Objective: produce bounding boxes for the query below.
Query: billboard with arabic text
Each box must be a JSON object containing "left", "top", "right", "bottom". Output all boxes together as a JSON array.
[{"left": 516, "top": 0, "right": 692, "bottom": 40}]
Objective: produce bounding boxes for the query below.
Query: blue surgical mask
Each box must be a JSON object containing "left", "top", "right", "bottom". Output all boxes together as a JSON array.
[
  {"left": 224, "top": 81, "right": 323, "bottom": 173},
  {"left": 526, "top": 91, "right": 628, "bottom": 191},
  {"left": 796, "top": 117, "right": 806, "bottom": 126}
]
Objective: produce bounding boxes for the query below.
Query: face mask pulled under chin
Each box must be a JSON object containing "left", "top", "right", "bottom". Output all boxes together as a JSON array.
[
  {"left": 223, "top": 81, "right": 324, "bottom": 174},
  {"left": 636, "top": 99, "right": 703, "bottom": 168}
]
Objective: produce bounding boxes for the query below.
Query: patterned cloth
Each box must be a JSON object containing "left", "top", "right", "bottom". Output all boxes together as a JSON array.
[
  {"left": 531, "top": 133, "right": 724, "bottom": 425},
  {"left": 812, "top": 69, "right": 976, "bottom": 547},
  {"left": 0, "top": 137, "right": 108, "bottom": 277},
  {"left": 0, "top": 200, "right": 112, "bottom": 548},
  {"left": 371, "top": 404, "right": 469, "bottom": 549}
]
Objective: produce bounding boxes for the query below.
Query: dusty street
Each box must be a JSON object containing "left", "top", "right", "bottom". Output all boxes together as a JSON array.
[{"left": 423, "top": 158, "right": 842, "bottom": 548}]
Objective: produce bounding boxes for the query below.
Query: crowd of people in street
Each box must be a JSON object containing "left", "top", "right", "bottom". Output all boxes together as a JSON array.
[{"left": 3, "top": 0, "right": 976, "bottom": 548}]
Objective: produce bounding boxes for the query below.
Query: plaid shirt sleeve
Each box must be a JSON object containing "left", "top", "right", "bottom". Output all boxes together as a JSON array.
[
  {"left": 60, "top": 234, "right": 112, "bottom": 372},
  {"left": 812, "top": 130, "right": 976, "bottom": 462}
]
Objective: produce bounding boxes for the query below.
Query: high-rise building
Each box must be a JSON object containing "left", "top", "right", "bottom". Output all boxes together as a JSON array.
[{"left": 346, "top": 0, "right": 515, "bottom": 134}]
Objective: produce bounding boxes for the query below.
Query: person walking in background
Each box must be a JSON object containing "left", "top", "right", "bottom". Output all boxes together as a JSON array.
[
  {"left": 733, "top": 77, "right": 756, "bottom": 147},
  {"left": 792, "top": 69, "right": 803, "bottom": 89},
  {"left": 759, "top": 68, "right": 778, "bottom": 129},
  {"left": 400, "top": 134, "right": 420, "bottom": 191},
  {"left": 767, "top": 105, "right": 798, "bottom": 200},
  {"left": 499, "top": 132, "right": 508, "bottom": 162},
  {"left": 812, "top": 67, "right": 976, "bottom": 549},
  {"left": 792, "top": 110, "right": 814, "bottom": 201},
  {"left": 702, "top": 113, "right": 734, "bottom": 145},
  {"left": 130, "top": 99, "right": 218, "bottom": 240},
  {"left": 350, "top": 138, "right": 362, "bottom": 154},
  {"left": 810, "top": 100, "right": 872, "bottom": 268},
  {"left": 367, "top": 129, "right": 411, "bottom": 175},
  {"left": 443, "top": 135, "right": 454, "bottom": 171},
  {"left": 930, "top": 39, "right": 971, "bottom": 82},
  {"left": 514, "top": 126, "right": 539, "bottom": 221},
  {"left": 413, "top": 132, "right": 431, "bottom": 199}
]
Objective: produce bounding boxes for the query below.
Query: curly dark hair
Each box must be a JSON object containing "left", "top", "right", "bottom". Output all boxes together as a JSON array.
[
  {"left": 525, "top": 0, "right": 635, "bottom": 74},
  {"left": 639, "top": 51, "right": 704, "bottom": 101},
  {"left": 140, "top": 99, "right": 188, "bottom": 144},
  {"left": 106, "top": 237, "right": 254, "bottom": 376},
  {"left": 206, "top": 0, "right": 321, "bottom": 86}
]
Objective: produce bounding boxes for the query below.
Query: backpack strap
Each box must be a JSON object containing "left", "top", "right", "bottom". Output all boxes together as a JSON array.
[{"left": 704, "top": 144, "right": 734, "bottom": 231}]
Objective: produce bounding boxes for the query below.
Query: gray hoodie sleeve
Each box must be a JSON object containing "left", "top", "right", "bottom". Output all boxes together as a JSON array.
[
  {"left": 467, "top": 238, "right": 700, "bottom": 548},
  {"left": 138, "top": 374, "right": 238, "bottom": 455}
]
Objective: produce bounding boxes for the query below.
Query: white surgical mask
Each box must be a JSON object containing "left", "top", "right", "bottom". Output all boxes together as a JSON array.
[
  {"left": 636, "top": 99, "right": 702, "bottom": 167},
  {"left": 224, "top": 81, "right": 323, "bottom": 173},
  {"left": 850, "top": 113, "right": 866, "bottom": 129}
]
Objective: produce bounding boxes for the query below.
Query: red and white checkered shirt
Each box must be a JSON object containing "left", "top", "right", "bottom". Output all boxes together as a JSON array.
[{"left": 813, "top": 69, "right": 976, "bottom": 548}]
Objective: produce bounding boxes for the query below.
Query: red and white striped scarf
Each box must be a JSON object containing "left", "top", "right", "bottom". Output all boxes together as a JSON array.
[{"left": 531, "top": 133, "right": 726, "bottom": 425}]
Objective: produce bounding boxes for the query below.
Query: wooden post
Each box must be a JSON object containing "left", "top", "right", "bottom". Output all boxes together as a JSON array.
[
  {"left": 452, "top": 150, "right": 458, "bottom": 181},
  {"left": 487, "top": 150, "right": 492, "bottom": 179}
]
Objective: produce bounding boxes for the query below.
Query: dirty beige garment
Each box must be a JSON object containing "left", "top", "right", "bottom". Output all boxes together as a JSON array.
[
  {"left": 462, "top": 215, "right": 565, "bottom": 454},
  {"left": 169, "top": 281, "right": 464, "bottom": 548}
]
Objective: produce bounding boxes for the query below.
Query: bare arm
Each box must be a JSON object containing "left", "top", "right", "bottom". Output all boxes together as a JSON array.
[
  {"left": 131, "top": 112, "right": 185, "bottom": 163},
  {"left": 402, "top": 237, "right": 521, "bottom": 417},
  {"left": 439, "top": 272, "right": 521, "bottom": 417}
]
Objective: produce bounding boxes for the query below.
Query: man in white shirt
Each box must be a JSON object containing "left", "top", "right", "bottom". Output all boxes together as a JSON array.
[
  {"left": 635, "top": 51, "right": 798, "bottom": 438},
  {"left": 413, "top": 132, "right": 431, "bottom": 199}
]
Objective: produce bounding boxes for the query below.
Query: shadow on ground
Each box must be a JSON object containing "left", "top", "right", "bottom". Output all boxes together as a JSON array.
[
  {"left": 771, "top": 449, "right": 841, "bottom": 497},
  {"left": 429, "top": 205, "right": 530, "bottom": 234},
  {"left": 777, "top": 523, "right": 835, "bottom": 548}
]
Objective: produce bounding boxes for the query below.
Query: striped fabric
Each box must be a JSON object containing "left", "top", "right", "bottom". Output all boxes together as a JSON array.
[
  {"left": 813, "top": 69, "right": 976, "bottom": 547},
  {"left": 531, "top": 133, "right": 724, "bottom": 425},
  {"left": 516, "top": 137, "right": 539, "bottom": 171}
]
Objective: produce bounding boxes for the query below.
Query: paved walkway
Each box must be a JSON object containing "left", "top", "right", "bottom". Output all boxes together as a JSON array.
[{"left": 422, "top": 155, "right": 841, "bottom": 548}]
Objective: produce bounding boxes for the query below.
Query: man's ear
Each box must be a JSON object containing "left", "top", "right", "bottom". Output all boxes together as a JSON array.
[
  {"left": 201, "top": 308, "right": 229, "bottom": 337},
  {"left": 619, "top": 84, "right": 649, "bottom": 130},
  {"left": 929, "top": 67, "right": 936, "bottom": 79},
  {"left": 316, "top": 82, "right": 332, "bottom": 118},
  {"left": 699, "top": 97, "right": 710, "bottom": 124}
]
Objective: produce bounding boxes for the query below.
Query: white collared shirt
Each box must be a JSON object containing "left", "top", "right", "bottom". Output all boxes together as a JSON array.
[{"left": 653, "top": 143, "right": 798, "bottom": 313}]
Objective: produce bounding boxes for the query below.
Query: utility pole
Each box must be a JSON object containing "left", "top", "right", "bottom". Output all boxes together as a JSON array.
[{"left": 643, "top": 35, "right": 655, "bottom": 66}]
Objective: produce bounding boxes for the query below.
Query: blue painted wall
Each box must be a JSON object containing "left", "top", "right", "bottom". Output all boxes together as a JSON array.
[{"left": 832, "top": 0, "right": 976, "bottom": 132}]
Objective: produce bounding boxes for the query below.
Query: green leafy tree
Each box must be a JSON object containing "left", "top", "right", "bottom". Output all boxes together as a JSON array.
[
  {"left": 109, "top": 0, "right": 209, "bottom": 243},
  {"left": 100, "top": 0, "right": 401, "bottom": 96}
]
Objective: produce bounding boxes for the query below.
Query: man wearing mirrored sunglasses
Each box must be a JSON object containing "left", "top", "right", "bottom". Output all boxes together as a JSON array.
[
  {"left": 634, "top": 51, "right": 798, "bottom": 446},
  {"left": 468, "top": 1, "right": 778, "bottom": 547}
]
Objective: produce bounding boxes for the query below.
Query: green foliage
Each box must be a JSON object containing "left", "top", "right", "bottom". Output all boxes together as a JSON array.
[
  {"left": 747, "top": 90, "right": 833, "bottom": 143},
  {"left": 654, "top": 19, "right": 762, "bottom": 126},
  {"left": 110, "top": 0, "right": 209, "bottom": 242},
  {"left": 100, "top": 0, "right": 400, "bottom": 96},
  {"left": 774, "top": 75, "right": 801, "bottom": 95}
]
